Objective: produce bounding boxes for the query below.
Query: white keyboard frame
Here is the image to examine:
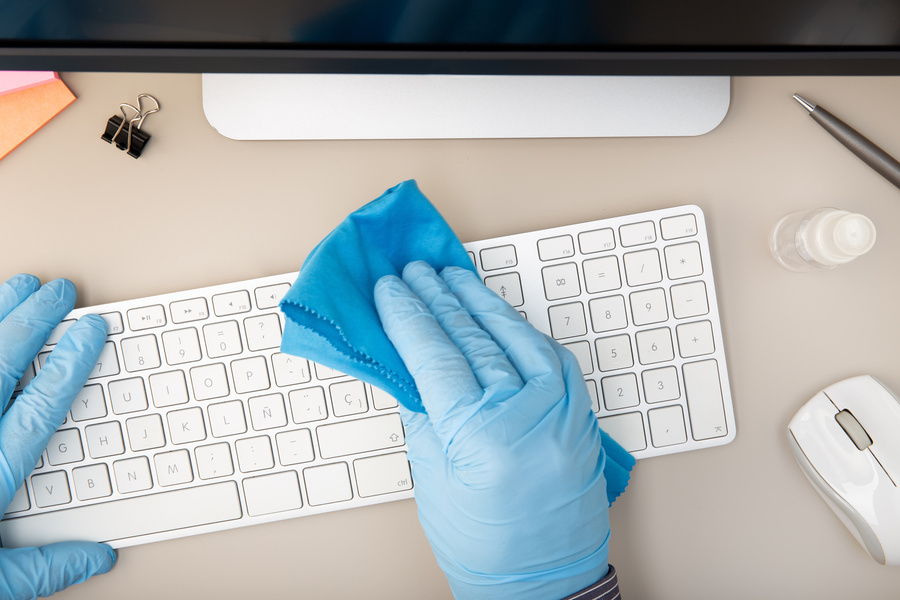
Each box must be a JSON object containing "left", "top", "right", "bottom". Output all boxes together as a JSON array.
[{"left": 0, "top": 204, "right": 734, "bottom": 549}]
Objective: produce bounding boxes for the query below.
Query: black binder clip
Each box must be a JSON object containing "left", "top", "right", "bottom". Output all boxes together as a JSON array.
[{"left": 101, "top": 94, "right": 160, "bottom": 158}]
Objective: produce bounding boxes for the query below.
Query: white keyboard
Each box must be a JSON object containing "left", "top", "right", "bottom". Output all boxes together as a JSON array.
[{"left": 0, "top": 205, "right": 734, "bottom": 550}]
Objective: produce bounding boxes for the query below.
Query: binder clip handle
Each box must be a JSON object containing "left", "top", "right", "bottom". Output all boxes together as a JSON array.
[{"left": 100, "top": 94, "right": 160, "bottom": 159}]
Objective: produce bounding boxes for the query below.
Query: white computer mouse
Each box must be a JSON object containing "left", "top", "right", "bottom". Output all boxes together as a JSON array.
[{"left": 787, "top": 374, "right": 900, "bottom": 566}]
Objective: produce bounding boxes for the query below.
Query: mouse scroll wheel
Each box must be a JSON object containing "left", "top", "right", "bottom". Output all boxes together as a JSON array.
[{"left": 835, "top": 409, "right": 873, "bottom": 451}]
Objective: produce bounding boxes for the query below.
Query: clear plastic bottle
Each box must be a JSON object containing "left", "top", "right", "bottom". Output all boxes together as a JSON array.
[{"left": 769, "top": 207, "right": 876, "bottom": 272}]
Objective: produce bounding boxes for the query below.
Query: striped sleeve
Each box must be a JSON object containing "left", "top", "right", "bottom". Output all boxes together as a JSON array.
[{"left": 559, "top": 565, "right": 620, "bottom": 600}]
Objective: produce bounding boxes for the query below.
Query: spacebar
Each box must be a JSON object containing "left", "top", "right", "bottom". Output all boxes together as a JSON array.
[{"left": 0, "top": 481, "right": 242, "bottom": 549}]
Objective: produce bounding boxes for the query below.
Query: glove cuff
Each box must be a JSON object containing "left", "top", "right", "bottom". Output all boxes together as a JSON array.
[{"left": 440, "top": 532, "right": 610, "bottom": 600}]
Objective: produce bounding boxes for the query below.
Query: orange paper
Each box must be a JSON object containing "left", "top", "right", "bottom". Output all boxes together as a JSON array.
[{"left": 0, "top": 79, "right": 76, "bottom": 160}]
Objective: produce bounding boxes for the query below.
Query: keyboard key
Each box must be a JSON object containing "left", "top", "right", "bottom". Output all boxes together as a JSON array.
[
  {"left": 480, "top": 245, "right": 517, "bottom": 271},
  {"left": 664, "top": 241, "right": 703, "bottom": 279},
  {"left": 169, "top": 297, "right": 210, "bottom": 324},
  {"left": 100, "top": 312, "right": 125, "bottom": 335},
  {"left": 88, "top": 342, "right": 120, "bottom": 379},
  {"left": 149, "top": 370, "right": 190, "bottom": 408},
  {"left": 195, "top": 443, "right": 234, "bottom": 480},
  {"left": 597, "top": 412, "right": 646, "bottom": 452},
  {"left": 595, "top": 335, "right": 633, "bottom": 372},
  {"left": 70, "top": 385, "right": 107, "bottom": 421},
  {"left": 370, "top": 385, "right": 399, "bottom": 410},
  {"left": 289, "top": 387, "right": 328, "bottom": 423},
  {"left": 537, "top": 235, "right": 575, "bottom": 261},
  {"left": 642, "top": 366, "right": 681, "bottom": 404},
  {"left": 619, "top": 221, "right": 656, "bottom": 246},
  {"left": 635, "top": 327, "right": 675, "bottom": 365},
  {"left": 313, "top": 362, "right": 344, "bottom": 380},
  {"left": 275, "top": 429, "right": 315, "bottom": 466},
  {"left": 46, "top": 319, "right": 75, "bottom": 346},
  {"left": 623, "top": 249, "right": 663, "bottom": 287},
  {"left": 660, "top": 213, "right": 698, "bottom": 239},
  {"left": 109, "top": 377, "right": 149, "bottom": 415},
  {"left": 47, "top": 429, "right": 84, "bottom": 466},
  {"left": 7, "top": 487, "right": 29, "bottom": 513},
  {"left": 126, "top": 414, "right": 166, "bottom": 452},
  {"left": 483, "top": 272, "right": 524, "bottom": 306},
  {"left": 85, "top": 422, "right": 126, "bottom": 458},
  {"left": 154, "top": 450, "right": 193, "bottom": 486},
  {"left": 317, "top": 414, "right": 405, "bottom": 459},
  {"left": 547, "top": 302, "right": 587, "bottom": 339},
  {"left": 249, "top": 393, "right": 288, "bottom": 430},
  {"left": 113, "top": 456, "right": 153, "bottom": 493},
  {"left": 244, "top": 314, "right": 282, "bottom": 351},
  {"left": 648, "top": 405, "right": 688, "bottom": 447},
  {"left": 629, "top": 288, "right": 668, "bottom": 326},
  {"left": 167, "top": 407, "right": 207, "bottom": 444},
  {"left": 161, "top": 328, "right": 202, "bottom": 365},
  {"left": 208, "top": 400, "right": 248, "bottom": 437},
  {"left": 231, "top": 356, "right": 270, "bottom": 394},
  {"left": 236, "top": 436, "right": 275, "bottom": 472},
  {"left": 670, "top": 281, "right": 709, "bottom": 319},
  {"left": 212, "top": 290, "right": 252, "bottom": 316},
  {"left": 190, "top": 363, "right": 230, "bottom": 400},
  {"left": 243, "top": 471, "right": 302, "bottom": 516},
  {"left": 588, "top": 296, "right": 627, "bottom": 333},
  {"left": 541, "top": 263, "right": 580, "bottom": 301},
  {"left": 126, "top": 305, "right": 166, "bottom": 331},
  {"left": 0, "top": 482, "right": 242, "bottom": 548},
  {"left": 563, "top": 340, "right": 593, "bottom": 375},
  {"left": 32, "top": 472, "right": 71, "bottom": 507},
  {"left": 578, "top": 228, "right": 615, "bottom": 254},
  {"left": 254, "top": 283, "right": 291, "bottom": 309},
  {"left": 73, "top": 464, "right": 112, "bottom": 501},
  {"left": 303, "top": 463, "right": 353, "bottom": 506},
  {"left": 121, "top": 335, "right": 161, "bottom": 372},
  {"left": 582, "top": 256, "right": 621, "bottom": 293},
  {"left": 329, "top": 380, "right": 368, "bottom": 417},
  {"left": 272, "top": 354, "right": 311, "bottom": 387},
  {"left": 203, "top": 321, "right": 243, "bottom": 358},
  {"left": 683, "top": 360, "right": 728, "bottom": 440},
  {"left": 353, "top": 452, "right": 413, "bottom": 498},
  {"left": 601, "top": 374, "right": 640, "bottom": 410},
  {"left": 676, "top": 320, "right": 715, "bottom": 358}
]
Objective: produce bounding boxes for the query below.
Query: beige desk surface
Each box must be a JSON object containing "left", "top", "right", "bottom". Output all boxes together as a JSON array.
[{"left": 3, "top": 73, "right": 900, "bottom": 599}]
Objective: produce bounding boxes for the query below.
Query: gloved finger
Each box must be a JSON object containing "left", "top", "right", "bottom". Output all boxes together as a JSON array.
[
  {"left": 0, "top": 542, "right": 116, "bottom": 600},
  {"left": 0, "top": 279, "right": 78, "bottom": 406},
  {"left": 401, "top": 262, "right": 523, "bottom": 392},
  {"left": 442, "top": 267, "right": 562, "bottom": 384},
  {"left": 0, "top": 275, "right": 41, "bottom": 323},
  {"left": 0, "top": 315, "right": 106, "bottom": 491},
  {"left": 375, "top": 274, "right": 485, "bottom": 446}
]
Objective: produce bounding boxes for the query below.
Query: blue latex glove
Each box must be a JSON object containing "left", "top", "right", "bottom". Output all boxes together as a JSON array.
[
  {"left": 0, "top": 275, "right": 116, "bottom": 600},
  {"left": 374, "top": 262, "right": 613, "bottom": 600}
]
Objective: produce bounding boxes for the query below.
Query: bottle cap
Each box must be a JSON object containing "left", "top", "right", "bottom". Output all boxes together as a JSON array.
[{"left": 814, "top": 211, "right": 877, "bottom": 265}]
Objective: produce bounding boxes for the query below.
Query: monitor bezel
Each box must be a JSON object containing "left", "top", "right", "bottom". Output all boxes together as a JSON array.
[{"left": 3, "top": 47, "right": 900, "bottom": 75}]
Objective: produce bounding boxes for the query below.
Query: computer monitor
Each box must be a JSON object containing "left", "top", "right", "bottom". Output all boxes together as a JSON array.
[{"left": 3, "top": 1, "right": 900, "bottom": 139}]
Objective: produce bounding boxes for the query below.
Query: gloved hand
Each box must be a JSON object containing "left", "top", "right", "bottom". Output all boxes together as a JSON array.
[
  {"left": 0, "top": 275, "right": 116, "bottom": 600},
  {"left": 374, "top": 261, "right": 611, "bottom": 600}
]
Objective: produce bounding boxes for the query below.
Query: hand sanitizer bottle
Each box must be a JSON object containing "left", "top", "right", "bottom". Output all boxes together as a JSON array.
[{"left": 769, "top": 207, "right": 876, "bottom": 272}]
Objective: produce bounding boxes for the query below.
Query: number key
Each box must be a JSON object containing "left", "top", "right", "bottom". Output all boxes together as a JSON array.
[
  {"left": 629, "top": 288, "right": 668, "bottom": 326},
  {"left": 595, "top": 335, "right": 633, "bottom": 372},
  {"left": 548, "top": 302, "right": 587, "bottom": 339}
]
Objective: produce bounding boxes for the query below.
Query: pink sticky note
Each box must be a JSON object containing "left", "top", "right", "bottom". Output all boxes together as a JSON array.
[{"left": 0, "top": 71, "right": 59, "bottom": 97}]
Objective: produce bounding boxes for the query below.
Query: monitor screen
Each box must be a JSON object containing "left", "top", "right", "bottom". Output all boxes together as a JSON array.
[{"left": 3, "top": 0, "right": 900, "bottom": 74}]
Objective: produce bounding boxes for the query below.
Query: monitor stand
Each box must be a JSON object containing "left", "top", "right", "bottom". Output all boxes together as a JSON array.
[{"left": 201, "top": 74, "right": 730, "bottom": 140}]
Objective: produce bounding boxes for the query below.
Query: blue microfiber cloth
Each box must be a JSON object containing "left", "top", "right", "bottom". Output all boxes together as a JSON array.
[{"left": 279, "top": 180, "right": 634, "bottom": 503}]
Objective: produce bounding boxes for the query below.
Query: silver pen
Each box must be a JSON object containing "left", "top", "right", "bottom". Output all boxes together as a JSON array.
[{"left": 793, "top": 93, "right": 900, "bottom": 190}]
